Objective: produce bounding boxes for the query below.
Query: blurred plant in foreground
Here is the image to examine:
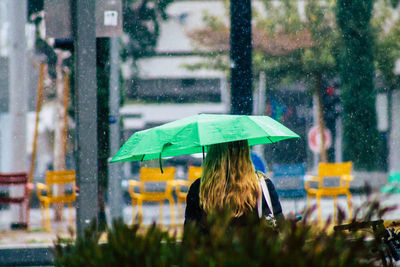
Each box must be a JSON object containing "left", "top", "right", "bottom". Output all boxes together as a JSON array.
[{"left": 54, "top": 195, "right": 399, "bottom": 267}]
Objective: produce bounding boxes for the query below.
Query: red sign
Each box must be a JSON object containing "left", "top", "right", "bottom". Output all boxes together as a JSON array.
[{"left": 308, "top": 125, "right": 332, "bottom": 153}]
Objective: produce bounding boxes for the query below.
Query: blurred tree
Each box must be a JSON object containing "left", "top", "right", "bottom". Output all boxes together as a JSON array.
[
  {"left": 372, "top": 0, "right": 400, "bottom": 90},
  {"left": 187, "top": 0, "right": 338, "bottom": 162},
  {"left": 336, "top": 0, "right": 382, "bottom": 170},
  {"left": 187, "top": 0, "right": 399, "bottom": 169},
  {"left": 27, "top": 0, "right": 43, "bottom": 18},
  {"left": 121, "top": 0, "right": 174, "bottom": 71}
]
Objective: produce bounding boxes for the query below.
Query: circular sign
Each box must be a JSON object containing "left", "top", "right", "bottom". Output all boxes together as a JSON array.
[{"left": 308, "top": 125, "right": 332, "bottom": 153}]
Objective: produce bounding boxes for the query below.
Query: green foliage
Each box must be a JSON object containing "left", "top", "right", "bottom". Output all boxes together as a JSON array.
[
  {"left": 188, "top": 1, "right": 339, "bottom": 85},
  {"left": 371, "top": 0, "right": 400, "bottom": 89},
  {"left": 28, "top": 0, "right": 44, "bottom": 20},
  {"left": 187, "top": 1, "right": 400, "bottom": 169},
  {"left": 54, "top": 202, "right": 395, "bottom": 267},
  {"left": 121, "top": 0, "right": 174, "bottom": 60},
  {"left": 55, "top": 220, "right": 178, "bottom": 267},
  {"left": 336, "top": 0, "right": 382, "bottom": 170}
]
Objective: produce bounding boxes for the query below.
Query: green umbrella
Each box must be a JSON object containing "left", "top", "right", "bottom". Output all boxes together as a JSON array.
[{"left": 111, "top": 114, "right": 300, "bottom": 165}]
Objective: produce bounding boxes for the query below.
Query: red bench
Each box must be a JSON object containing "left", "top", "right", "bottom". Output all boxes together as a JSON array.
[{"left": 0, "top": 172, "right": 29, "bottom": 229}]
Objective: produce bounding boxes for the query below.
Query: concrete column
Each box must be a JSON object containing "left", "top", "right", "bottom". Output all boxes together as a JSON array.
[
  {"left": 8, "top": 0, "right": 28, "bottom": 172},
  {"left": 8, "top": 0, "right": 28, "bottom": 226},
  {"left": 72, "top": 0, "right": 98, "bottom": 237},
  {"left": 0, "top": 114, "right": 12, "bottom": 172}
]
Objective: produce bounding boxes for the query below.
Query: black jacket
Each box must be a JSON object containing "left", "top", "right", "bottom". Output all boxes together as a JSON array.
[{"left": 184, "top": 175, "right": 283, "bottom": 229}]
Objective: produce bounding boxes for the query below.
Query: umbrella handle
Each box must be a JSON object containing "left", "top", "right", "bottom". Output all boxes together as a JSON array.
[{"left": 159, "top": 154, "right": 163, "bottom": 174}]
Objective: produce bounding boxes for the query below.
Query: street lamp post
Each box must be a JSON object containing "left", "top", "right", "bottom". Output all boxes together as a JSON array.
[{"left": 230, "top": 0, "right": 253, "bottom": 115}]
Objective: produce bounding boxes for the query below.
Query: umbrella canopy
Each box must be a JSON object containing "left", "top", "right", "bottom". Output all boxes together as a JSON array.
[{"left": 111, "top": 114, "right": 300, "bottom": 163}]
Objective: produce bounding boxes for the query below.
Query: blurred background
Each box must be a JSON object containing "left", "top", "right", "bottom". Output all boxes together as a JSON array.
[{"left": 0, "top": 0, "right": 400, "bottom": 241}]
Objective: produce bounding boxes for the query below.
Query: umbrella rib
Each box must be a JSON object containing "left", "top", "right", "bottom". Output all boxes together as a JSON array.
[
  {"left": 266, "top": 136, "right": 274, "bottom": 144},
  {"left": 249, "top": 117, "right": 288, "bottom": 144}
]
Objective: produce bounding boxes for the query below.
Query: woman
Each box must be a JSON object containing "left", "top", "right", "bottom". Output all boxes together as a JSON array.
[{"left": 184, "top": 140, "right": 283, "bottom": 229}]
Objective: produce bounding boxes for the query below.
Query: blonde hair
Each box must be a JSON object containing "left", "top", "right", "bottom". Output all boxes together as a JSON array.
[{"left": 199, "top": 140, "right": 260, "bottom": 217}]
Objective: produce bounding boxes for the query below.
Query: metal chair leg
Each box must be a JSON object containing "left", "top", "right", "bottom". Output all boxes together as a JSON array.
[
  {"left": 177, "top": 198, "right": 183, "bottom": 224},
  {"left": 45, "top": 202, "right": 51, "bottom": 232},
  {"left": 333, "top": 196, "right": 338, "bottom": 222},
  {"left": 131, "top": 200, "right": 136, "bottom": 226},
  {"left": 169, "top": 197, "right": 175, "bottom": 227},
  {"left": 68, "top": 202, "right": 73, "bottom": 228},
  {"left": 138, "top": 199, "right": 143, "bottom": 223},
  {"left": 317, "top": 195, "right": 322, "bottom": 223},
  {"left": 40, "top": 202, "right": 45, "bottom": 230},
  {"left": 159, "top": 201, "right": 163, "bottom": 226},
  {"left": 346, "top": 193, "right": 353, "bottom": 221}
]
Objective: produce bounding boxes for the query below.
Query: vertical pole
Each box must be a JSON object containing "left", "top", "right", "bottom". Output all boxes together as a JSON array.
[
  {"left": 63, "top": 71, "right": 70, "bottom": 158},
  {"left": 335, "top": 117, "right": 343, "bottom": 163},
  {"left": 220, "top": 77, "right": 229, "bottom": 113},
  {"left": 29, "top": 63, "right": 45, "bottom": 183},
  {"left": 315, "top": 74, "right": 327, "bottom": 163},
  {"left": 72, "top": 0, "right": 98, "bottom": 237},
  {"left": 28, "top": 63, "right": 45, "bottom": 230},
  {"left": 258, "top": 72, "right": 266, "bottom": 115},
  {"left": 108, "top": 37, "right": 123, "bottom": 221},
  {"left": 389, "top": 90, "right": 400, "bottom": 173},
  {"left": 230, "top": 0, "right": 253, "bottom": 115},
  {"left": 252, "top": 72, "right": 267, "bottom": 167},
  {"left": 312, "top": 95, "right": 319, "bottom": 171},
  {"left": 53, "top": 50, "right": 70, "bottom": 221},
  {"left": 8, "top": 0, "right": 28, "bottom": 227}
]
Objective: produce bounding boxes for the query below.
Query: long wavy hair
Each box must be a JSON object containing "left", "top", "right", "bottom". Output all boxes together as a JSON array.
[{"left": 199, "top": 140, "right": 260, "bottom": 217}]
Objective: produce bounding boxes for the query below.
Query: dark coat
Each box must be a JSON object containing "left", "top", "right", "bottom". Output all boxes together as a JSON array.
[{"left": 184, "top": 174, "right": 283, "bottom": 229}]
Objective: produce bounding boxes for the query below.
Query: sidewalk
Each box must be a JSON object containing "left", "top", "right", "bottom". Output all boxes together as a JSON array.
[{"left": 0, "top": 193, "right": 399, "bottom": 246}]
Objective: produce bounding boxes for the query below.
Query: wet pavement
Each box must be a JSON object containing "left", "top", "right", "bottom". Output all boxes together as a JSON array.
[{"left": 0, "top": 193, "right": 399, "bottom": 246}]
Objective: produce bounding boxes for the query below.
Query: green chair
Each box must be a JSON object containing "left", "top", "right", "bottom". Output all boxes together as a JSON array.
[{"left": 381, "top": 172, "right": 400, "bottom": 194}]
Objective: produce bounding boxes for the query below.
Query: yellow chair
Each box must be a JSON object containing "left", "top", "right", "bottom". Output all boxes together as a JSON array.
[
  {"left": 304, "top": 162, "right": 353, "bottom": 222},
  {"left": 129, "top": 167, "right": 176, "bottom": 226},
  {"left": 36, "top": 170, "right": 76, "bottom": 232},
  {"left": 175, "top": 166, "right": 202, "bottom": 222}
]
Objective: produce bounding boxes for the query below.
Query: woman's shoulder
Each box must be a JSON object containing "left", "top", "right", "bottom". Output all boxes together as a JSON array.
[
  {"left": 256, "top": 171, "right": 275, "bottom": 187},
  {"left": 189, "top": 178, "right": 201, "bottom": 192},
  {"left": 192, "top": 178, "right": 201, "bottom": 186},
  {"left": 186, "top": 178, "right": 201, "bottom": 204},
  {"left": 255, "top": 170, "right": 270, "bottom": 181}
]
